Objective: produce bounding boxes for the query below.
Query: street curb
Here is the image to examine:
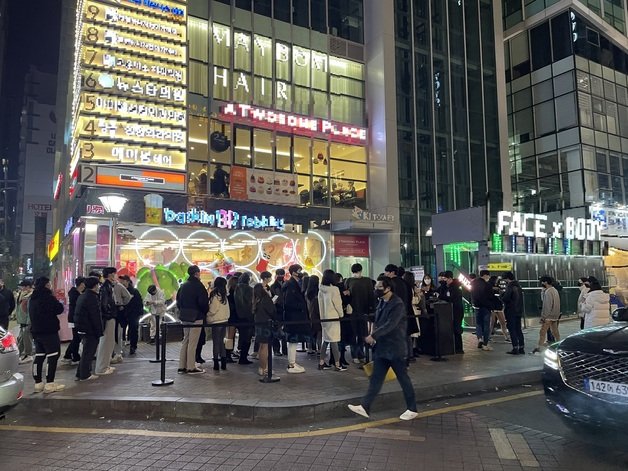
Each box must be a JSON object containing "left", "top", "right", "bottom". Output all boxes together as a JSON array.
[{"left": 19, "top": 368, "right": 542, "bottom": 425}]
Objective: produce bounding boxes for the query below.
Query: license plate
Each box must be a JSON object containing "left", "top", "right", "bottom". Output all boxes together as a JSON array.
[{"left": 585, "top": 379, "right": 628, "bottom": 398}]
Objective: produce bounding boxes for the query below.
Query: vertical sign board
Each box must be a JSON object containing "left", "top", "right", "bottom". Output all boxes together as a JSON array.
[
  {"left": 69, "top": 0, "right": 188, "bottom": 195},
  {"left": 33, "top": 214, "right": 48, "bottom": 274}
]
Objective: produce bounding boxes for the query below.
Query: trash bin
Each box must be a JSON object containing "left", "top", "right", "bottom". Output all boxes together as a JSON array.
[{"left": 431, "top": 301, "right": 455, "bottom": 357}]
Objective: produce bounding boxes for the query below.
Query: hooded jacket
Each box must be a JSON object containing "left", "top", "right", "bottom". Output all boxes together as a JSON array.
[
  {"left": 318, "top": 284, "right": 343, "bottom": 343},
  {"left": 29, "top": 287, "right": 64, "bottom": 336},
  {"left": 582, "top": 289, "right": 610, "bottom": 329}
]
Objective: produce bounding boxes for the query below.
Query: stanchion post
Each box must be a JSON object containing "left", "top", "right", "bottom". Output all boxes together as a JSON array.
[
  {"left": 149, "top": 315, "right": 161, "bottom": 363},
  {"left": 152, "top": 320, "right": 174, "bottom": 386},
  {"left": 261, "top": 319, "right": 279, "bottom": 383},
  {"left": 431, "top": 305, "right": 447, "bottom": 362}
]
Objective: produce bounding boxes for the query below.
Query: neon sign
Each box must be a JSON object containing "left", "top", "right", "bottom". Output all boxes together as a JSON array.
[
  {"left": 124, "top": 0, "right": 185, "bottom": 17},
  {"left": 163, "top": 208, "right": 285, "bottom": 231},
  {"left": 221, "top": 103, "right": 367, "bottom": 143},
  {"left": 497, "top": 211, "right": 601, "bottom": 241}
]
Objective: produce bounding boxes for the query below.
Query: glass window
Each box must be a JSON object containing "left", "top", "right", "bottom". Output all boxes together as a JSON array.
[
  {"left": 576, "top": 70, "right": 590, "bottom": 92},
  {"left": 209, "top": 120, "right": 232, "bottom": 164},
  {"left": 583, "top": 146, "right": 596, "bottom": 170},
  {"left": 294, "top": 86, "right": 310, "bottom": 115},
  {"left": 253, "top": 35, "right": 272, "bottom": 77},
  {"left": 253, "top": 129, "right": 272, "bottom": 169},
  {"left": 514, "top": 108, "right": 534, "bottom": 142},
  {"left": 607, "top": 102, "right": 619, "bottom": 134},
  {"left": 293, "top": 46, "right": 311, "bottom": 87},
  {"left": 330, "top": 159, "right": 367, "bottom": 181},
  {"left": 312, "top": 176, "right": 330, "bottom": 206},
  {"left": 610, "top": 153, "right": 622, "bottom": 175},
  {"left": 274, "top": 0, "right": 290, "bottom": 22},
  {"left": 331, "top": 178, "right": 366, "bottom": 208},
  {"left": 604, "top": 80, "right": 617, "bottom": 101},
  {"left": 311, "top": 0, "right": 327, "bottom": 33},
  {"left": 253, "top": 76, "right": 273, "bottom": 107},
  {"left": 298, "top": 174, "right": 311, "bottom": 205},
  {"left": 189, "top": 116, "right": 208, "bottom": 161},
  {"left": 276, "top": 134, "right": 291, "bottom": 172},
  {"left": 312, "top": 90, "right": 328, "bottom": 119},
  {"left": 234, "top": 126, "right": 251, "bottom": 166},
  {"left": 578, "top": 93, "right": 593, "bottom": 128},
  {"left": 551, "top": 12, "right": 572, "bottom": 61},
  {"left": 294, "top": 137, "right": 311, "bottom": 174},
  {"left": 312, "top": 52, "right": 328, "bottom": 91},
  {"left": 213, "top": 65, "right": 230, "bottom": 101},
  {"left": 591, "top": 75, "right": 603, "bottom": 96},
  {"left": 209, "top": 163, "right": 231, "bottom": 197},
  {"left": 330, "top": 95, "right": 364, "bottom": 125},
  {"left": 597, "top": 151, "right": 608, "bottom": 173},
  {"left": 533, "top": 80, "right": 553, "bottom": 103},
  {"left": 330, "top": 143, "right": 367, "bottom": 163},
  {"left": 233, "top": 72, "right": 252, "bottom": 103},
  {"left": 618, "top": 86, "right": 628, "bottom": 105},
  {"left": 538, "top": 152, "right": 559, "bottom": 177},
  {"left": 555, "top": 93, "right": 578, "bottom": 130},
  {"left": 188, "top": 161, "right": 208, "bottom": 196},
  {"left": 330, "top": 76, "right": 363, "bottom": 98},
  {"left": 189, "top": 17, "right": 209, "bottom": 62},
  {"left": 510, "top": 31, "right": 530, "bottom": 79},
  {"left": 292, "top": 0, "right": 309, "bottom": 27},
  {"left": 330, "top": 57, "right": 364, "bottom": 80},
  {"left": 535, "top": 101, "right": 555, "bottom": 136},
  {"left": 254, "top": 0, "right": 271, "bottom": 16},
  {"left": 619, "top": 105, "right": 628, "bottom": 137},
  {"left": 276, "top": 43, "right": 291, "bottom": 81},
  {"left": 312, "top": 140, "right": 328, "bottom": 176},
  {"left": 553, "top": 71, "right": 574, "bottom": 96},
  {"left": 234, "top": 31, "right": 251, "bottom": 71},
  {"left": 189, "top": 61, "right": 208, "bottom": 97},
  {"left": 212, "top": 23, "right": 231, "bottom": 68},
  {"left": 329, "top": 0, "right": 364, "bottom": 43}
]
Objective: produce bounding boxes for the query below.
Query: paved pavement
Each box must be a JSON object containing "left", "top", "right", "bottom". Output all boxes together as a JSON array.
[
  {"left": 1, "top": 386, "right": 626, "bottom": 470},
  {"left": 8, "top": 319, "right": 580, "bottom": 423}
]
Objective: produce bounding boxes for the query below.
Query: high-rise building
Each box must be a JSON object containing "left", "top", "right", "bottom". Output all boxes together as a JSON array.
[
  {"left": 16, "top": 67, "right": 58, "bottom": 275},
  {"left": 503, "top": 1, "right": 628, "bottom": 234},
  {"left": 0, "top": 0, "right": 7, "bottom": 99}
]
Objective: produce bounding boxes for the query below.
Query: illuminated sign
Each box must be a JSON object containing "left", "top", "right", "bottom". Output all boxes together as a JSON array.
[
  {"left": 87, "top": 204, "right": 105, "bottom": 214},
  {"left": 352, "top": 206, "right": 395, "bottom": 222},
  {"left": 163, "top": 208, "right": 285, "bottom": 231},
  {"left": 81, "top": 69, "right": 186, "bottom": 104},
  {"left": 64, "top": 217, "right": 75, "bottom": 237},
  {"left": 83, "top": 1, "right": 185, "bottom": 41},
  {"left": 48, "top": 230, "right": 60, "bottom": 261},
  {"left": 75, "top": 116, "right": 186, "bottom": 148},
  {"left": 497, "top": 211, "right": 601, "bottom": 241},
  {"left": 82, "top": 25, "right": 186, "bottom": 63},
  {"left": 81, "top": 47, "right": 186, "bottom": 83},
  {"left": 79, "top": 94, "right": 186, "bottom": 126},
  {"left": 122, "top": 0, "right": 186, "bottom": 18},
  {"left": 76, "top": 140, "right": 186, "bottom": 169},
  {"left": 79, "top": 164, "right": 186, "bottom": 192},
  {"left": 220, "top": 103, "right": 367, "bottom": 143},
  {"left": 53, "top": 174, "right": 63, "bottom": 200}
]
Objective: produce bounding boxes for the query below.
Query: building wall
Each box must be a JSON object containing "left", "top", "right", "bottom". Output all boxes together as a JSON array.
[
  {"left": 0, "top": 0, "right": 7, "bottom": 100},
  {"left": 393, "top": 0, "right": 503, "bottom": 273}
]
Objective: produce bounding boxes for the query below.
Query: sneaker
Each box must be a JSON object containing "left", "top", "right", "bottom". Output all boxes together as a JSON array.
[
  {"left": 110, "top": 354, "right": 123, "bottom": 364},
  {"left": 80, "top": 375, "right": 99, "bottom": 381},
  {"left": 60, "top": 358, "right": 72, "bottom": 365},
  {"left": 482, "top": 344, "right": 493, "bottom": 351},
  {"left": 518, "top": 348, "right": 526, "bottom": 355},
  {"left": 353, "top": 358, "right": 361, "bottom": 364},
  {"left": 250, "top": 352, "right": 259, "bottom": 359},
  {"left": 287, "top": 364, "right": 305, "bottom": 374},
  {"left": 129, "top": 348, "right": 136, "bottom": 355},
  {"left": 177, "top": 368, "right": 187, "bottom": 374},
  {"left": 96, "top": 367, "right": 115, "bottom": 375},
  {"left": 18, "top": 355, "right": 33, "bottom": 365},
  {"left": 334, "top": 365, "right": 348, "bottom": 372},
  {"left": 531, "top": 348, "right": 541, "bottom": 354},
  {"left": 318, "top": 363, "right": 332, "bottom": 370},
  {"left": 34, "top": 382, "right": 44, "bottom": 393},
  {"left": 348, "top": 404, "right": 369, "bottom": 418},
  {"left": 43, "top": 383, "right": 66, "bottom": 394},
  {"left": 187, "top": 368, "right": 205, "bottom": 374},
  {"left": 400, "top": 410, "right": 419, "bottom": 421},
  {"left": 477, "top": 341, "right": 484, "bottom": 349},
  {"left": 273, "top": 351, "right": 283, "bottom": 357},
  {"left": 506, "top": 349, "right": 519, "bottom": 355}
]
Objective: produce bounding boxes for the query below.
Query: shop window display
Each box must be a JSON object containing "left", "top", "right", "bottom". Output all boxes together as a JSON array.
[
  {"left": 234, "top": 126, "right": 252, "bottom": 166},
  {"left": 253, "top": 129, "right": 273, "bottom": 169},
  {"left": 189, "top": 116, "right": 209, "bottom": 161},
  {"left": 210, "top": 163, "right": 231, "bottom": 197},
  {"left": 275, "top": 134, "right": 292, "bottom": 172},
  {"left": 209, "top": 120, "right": 232, "bottom": 164},
  {"left": 188, "top": 161, "right": 209, "bottom": 195}
]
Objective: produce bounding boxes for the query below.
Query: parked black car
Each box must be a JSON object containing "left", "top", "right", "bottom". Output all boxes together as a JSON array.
[{"left": 543, "top": 308, "right": 628, "bottom": 428}]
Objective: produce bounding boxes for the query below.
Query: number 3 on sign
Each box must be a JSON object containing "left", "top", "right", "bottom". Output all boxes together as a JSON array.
[{"left": 80, "top": 165, "right": 96, "bottom": 184}]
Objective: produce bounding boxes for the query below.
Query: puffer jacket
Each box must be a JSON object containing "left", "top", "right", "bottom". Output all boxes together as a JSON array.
[
  {"left": 29, "top": 287, "right": 64, "bottom": 336},
  {"left": 582, "top": 289, "right": 610, "bottom": 329}
]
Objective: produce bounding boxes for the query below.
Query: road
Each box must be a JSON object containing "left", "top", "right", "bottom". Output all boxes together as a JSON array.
[{"left": 0, "top": 386, "right": 626, "bottom": 470}]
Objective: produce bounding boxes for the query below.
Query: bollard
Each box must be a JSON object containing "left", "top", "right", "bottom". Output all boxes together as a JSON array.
[
  {"left": 149, "top": 314, "right": 161, "bottom": 363},
  {"left": 152, "top": 321, "right": 174, "bottom": 386},
  {"left": 260, "top": 319, "right": 280, "bottom": 383}
]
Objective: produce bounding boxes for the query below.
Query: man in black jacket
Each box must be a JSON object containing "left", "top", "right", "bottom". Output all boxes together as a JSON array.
[
  {"left": 234, "top": 272, "right": 254, "bottom": 365},
  {"left": 270, "top": 268, "right": 286, "bottom": 356},
  {"left": 0, "top": 278, "right": 16, "bottom": 326},
  {"left": 471, "top": 269, "right": 494, "bottom": 350},
  {"left": 62, "top": 277, "right": 85, "bottom": 364},
  {"left": 176, "top": 265, "right": 209, "bottom": 374},
  {"left": 345, "top": 263, "right": 375, "bottom": 364},
  {"left": 282, "top": 264, "right": 309, "bottom": 373},
  {"left": 119, "top": 275, "right": 143, "bottom": 355},
  {"left": 75, "top": 277, "right": 103, "bottom": 380},
  {"left": 501, "top": 272, "right": 525, "bottom": 355},
  {"left": 441, "top": 271, "right": 465, "bottom": 354},
  {"left": 95, "top": 267, "right": 118, "bottom": 376}
]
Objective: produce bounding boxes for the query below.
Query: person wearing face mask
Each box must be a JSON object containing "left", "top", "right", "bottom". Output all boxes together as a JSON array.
[
  {"left": 348, "top": 276, "right": 418, "bottom": 421},
  {"left": 282, "top": 264, "right": 310, "bottom": 373},
  {"left": 577, "top": 277, "right": 589, "bottom": 330}
]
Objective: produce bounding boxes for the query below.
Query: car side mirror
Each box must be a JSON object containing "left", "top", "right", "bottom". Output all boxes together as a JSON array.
[{"left": 612, "top": 307, "right": 628, "bottom": 322}]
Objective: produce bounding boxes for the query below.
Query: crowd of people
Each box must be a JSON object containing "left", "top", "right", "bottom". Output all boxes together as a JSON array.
[{"left": 8, "top": 259, "right": 612, "bottom": 400}]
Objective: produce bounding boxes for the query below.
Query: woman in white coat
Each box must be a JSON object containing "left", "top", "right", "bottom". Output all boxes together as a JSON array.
[
  {"left": 576, "top": 277, "right": 589, "bottom": 329},
  {"left": 581, "top": 277, "right": 610, "bottom": 329},
  {"left": 317, "top": 269, "right": 347, "bottom": 372}
]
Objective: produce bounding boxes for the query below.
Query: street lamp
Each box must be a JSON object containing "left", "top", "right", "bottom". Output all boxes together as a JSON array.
[{"left": 98, "top": 194, "right": 128, "bottom": 267}]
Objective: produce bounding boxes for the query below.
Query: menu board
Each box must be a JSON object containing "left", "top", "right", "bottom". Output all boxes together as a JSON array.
[
  {"left": 69, "top": 0, "right": 187, "bottom": 195},
  {"left": 230, "top": 166, "right": 299, "bottom": 205}
]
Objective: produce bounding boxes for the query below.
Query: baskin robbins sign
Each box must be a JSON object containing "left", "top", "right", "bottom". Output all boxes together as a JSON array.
[{"left": 163, "top": 207, "right": 285, "bottom": 231}]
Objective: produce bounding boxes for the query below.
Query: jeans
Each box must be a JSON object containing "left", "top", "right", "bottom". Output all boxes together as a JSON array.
[
  {"left": 63, "top": 327, "right": 81, "bottom": 361},
  {"left": 361, "top": 356, "right": 417, "bottom": 414},
  {"left": 32, "top": 333, "right": 61, "bottom": 383},
  {"left": 211, "top": 324, "right": 227, "bottom": 359},
  {"left": 475, "top": 307, "right": 491, "bottom": 344},
  {"left": 77, "top": 334, "right": 100, "bottom": 380},
  {"left": 179, "top": 319, "right": 203, "bottom": 371},
  {"left": 18, "top": 324, "right": 33, "bottom": 357},
  {"left": 506, "top": 315, "right": 525, "bottom": 350},
  {"left": 95, "top": 319, "right": 116, "bottom": 374}
]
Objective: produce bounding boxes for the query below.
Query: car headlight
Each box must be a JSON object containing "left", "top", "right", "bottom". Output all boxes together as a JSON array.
[{"left": 544, "top": 347, "right": 560, "bottom": 370}]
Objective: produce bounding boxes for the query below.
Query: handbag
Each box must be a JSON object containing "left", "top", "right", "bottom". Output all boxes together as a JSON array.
[
  {"left": 362, "top": 361, "right": 396, "bottom": 382},
  {"left": 224, "top": 338, "right": 234, "bottom": 350}
]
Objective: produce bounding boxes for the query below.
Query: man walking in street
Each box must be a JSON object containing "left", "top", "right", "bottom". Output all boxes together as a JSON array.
[
  {"left": 15, "top": 280, "right": 34, "bottom": 364},
  {"left": 62, "top": 277, "right": 85, "bottom": 365},
  {"left": 74, "top": 276, "right": 103, "bottom": 381},
  {"left": 471, "top": 270, "right": 494, "bottom": 351},
  {"left": 532, "top": 276, "right": 561, "bottom": 354},
  {"left": 441, "top": 271, "right": 465, "bottom": 354},
  {"left": 501, "top": 272, "right": 525, "bottom": 355},
  {"left": 348, "top": 276, "right": 418, "bottom": 421},
  {"left": 177, "top": 265, "right": 209, "bottom": 374},
  {"left": 345, "top": 263, "right": 375, "bottom": 364},
  {"left": 95, "top": 267, "right": 118, "bottom": 376}
]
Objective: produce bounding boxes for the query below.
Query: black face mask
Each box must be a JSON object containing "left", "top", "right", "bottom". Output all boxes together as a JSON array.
[
  {"left": 375, "top": 288, "right": 385, "bottom": 298},
  {"left": 296, "top": 272, "right": 304, "bottom": 279}
]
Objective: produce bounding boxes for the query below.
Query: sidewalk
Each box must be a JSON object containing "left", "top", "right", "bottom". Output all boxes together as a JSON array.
[{"left": 11, "top": 319, "right": 580, "bottom": 424}]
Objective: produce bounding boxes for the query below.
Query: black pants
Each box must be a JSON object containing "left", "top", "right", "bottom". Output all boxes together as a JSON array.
[
  {"left": 361, "top": 356, "right": 417, "bottom": 414},
  {"left": 32, "top": 333, "right": 61, "bottom": 383},
  {"left": 0, "top": 316, "right": 8, "bottom": 330},
  {"left": 238, "top": 325, "right": 254, "bottom": 359},
  {"left": 127, "top": 315, "right": 139, "bottom": 350},
  {"left": 196, "top": 328, "right": 206, "bottom": 361},
  {"left": 453, "top": 311, "right": 464, "bottom": 352},
  {"left": 77, "top": 334, "right": 100, "bottom": 380},
  {"left": 350, "top": 314, "right": 368, "bottom": 360},
  {"left": 506, "top": 315, "right": 525, "bottom": 350},
  {"left": 63, "top": 327, "right": 82, "bottom": 361}
]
